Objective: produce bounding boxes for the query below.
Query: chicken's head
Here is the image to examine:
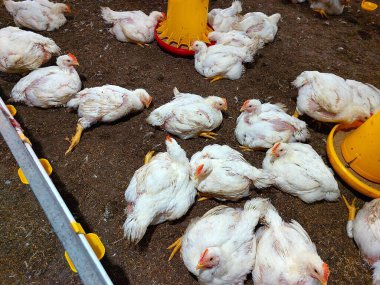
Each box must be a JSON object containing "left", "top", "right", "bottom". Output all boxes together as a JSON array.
[
  {"left": 240, "top": 99, "right": 261, "bottom": 113},
  {"left": 149, "top": 11, "right": 165, "bottom": 22},
  {"left": 191, "top": 41, "right": 207, "bottom": 53},
  {"left": 308, "top": 260, "right": 329, "bottom": 285},
  {"left": 135, "top": 89, "right": 152, "bottom": 108},
  {"left": 57, "top": 54, "right": 79, "bottom": 67},
  {"left": 349, "top": 106, "right": 370, "bottom": 123},
  {"left": 53, "top": 3, "right": 71, "bottom": 13},
  {"left": 194, "top": 161, "right": 212, "bottom": 180},
  {"left": 271, "top": 142, "right": 287, "bottom": 158},
  {"left": 196, "top": 247, "right": 221, "bottom": 270},
  {"left": 65, "top": 4, "right": 71, "bottom": 13},
  {"left": 207, "top": 96, "right": 227, "bottom": 111},
  {"left": 165, "top": 136, "right": 188, "bottom": 162}
]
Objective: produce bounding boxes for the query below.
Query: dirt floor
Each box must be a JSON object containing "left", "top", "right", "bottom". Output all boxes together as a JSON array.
[{"left": 1, "top": 0, "right": 379, "bottom": 284}]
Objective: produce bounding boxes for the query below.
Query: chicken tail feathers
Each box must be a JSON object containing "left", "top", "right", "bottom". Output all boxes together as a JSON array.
[
  {"left": 101, "top": 7, "right": 118, "bottom": 24},
  {"left": 269, "top": 13, "right": 281, "bottom": 25},
  {"left": 123, "top": 215, "right": 149, "bottom": 244},
  {"left": 292, "top": 72, "right": 308, "bottom": 88},
  {"left": 66, "top": 95, "right": 80, "bottom": 109},
  {"left": 244, "top": 197, "right": 272, "bottom": 218},
  {"left": 3, "top": 0, "right": 17, "bottom": 13},
  {"left": 251, "top": 169, "right": 274, "bottom": 189},
  {"left": 146, "top": 111, "right": 165, "bottom": 126},
  {"left": 263, "top": 206, "right": 283, "bottom": 228}
]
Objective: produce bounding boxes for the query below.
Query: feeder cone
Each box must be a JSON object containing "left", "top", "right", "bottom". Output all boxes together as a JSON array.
[
  {"left": 156, "top": 0, "right": 212, "bottom": 50},
  {"left": 326, "top": 112, "right": 380, "bottom": 198}
]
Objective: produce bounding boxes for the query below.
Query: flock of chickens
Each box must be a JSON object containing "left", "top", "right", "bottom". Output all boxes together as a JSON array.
[{"left": 1, "top": 0, "right": 380, "bottom": 284}]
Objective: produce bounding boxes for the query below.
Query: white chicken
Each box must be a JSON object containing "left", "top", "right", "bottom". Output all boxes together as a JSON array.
[
  {"left": 101, "top": 7, "right": 164, "bottom": 46},
  {"left": 65, "top": 85, "right": 152, "bottom": 154},
  {"left": 343, "top": 197, "right": 380, "bottom": 285},
  {"left": 190, "top": 144, "right": 273, "bottom": 201},
  {"left": 146, "top": 87, "right": 227, "bottom": 140},
  {"left": 235, "top": 99, "right": 310, "bottom": 150},
  {"left": 208, "top": 0, "right": 242, "bottom": 32},
  {"left": 208, "top": 30, "right": 264, "bottom": 53},
  {"left": 293, "top": 71, "right": 375, "bottom": 123},
  {"left": 168, "top": 198, "right": 271, "bottom": 285},
  {"left": 309, "top": 0, "right": 349, "bottom": 17},
  {"left": 0, "top": 26, "right": 60, "bottom": 73},
  {"left": 4, "top": 0, "right": 71, "bottom": 31},
  {"left": 234, "top": 12, "right": 281, "bottom": 44},
  {"left": 253, "top": 205, "right": 330, "bottom": 285},
  {"left": 123, "top": 136, "right": 196, "bottom": 243},
  {"left": 262, "top": 142, "right": 340, "bottom": 203},
  {"left": 11, "top": 53, "right": 81, "bottom": 109},
  {"left": 193, "top": 41, "right": 253, "bottom": 83}
]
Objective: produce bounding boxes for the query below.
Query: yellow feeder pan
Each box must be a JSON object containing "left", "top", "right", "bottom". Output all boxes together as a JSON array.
[
  {"left": 18, "top": 158, "right": 53, "bottom": 184},
  {"left": 361, "top": 0, "right": 378, "bottom": 11},
  {"left": 326, "top": 112, "right": 380, "bottom": 198},
  {"left": 65, "top": 233, "right": 105, "bottom": 273},
  {"left": 6, "top": 105, "right": 17, "bottom": 116},
  {"left": 156, "top": 0, "right": 212, "bottom": 55}
]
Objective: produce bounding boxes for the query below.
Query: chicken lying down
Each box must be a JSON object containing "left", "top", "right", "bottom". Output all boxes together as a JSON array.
[
  {"left": 208, "top": 30, "right": 264, "bottom": 54},
  {"left": 193, "top": 41, "right": 254, "bottom": 83},
  {"left": 343, "top": 197, "right": 380, "bottom": 285},
  {"left": 263, "top": 142, "right": 340, "bottom": 203},
  {"left": 309, "top": 0, "right": 349, "bottom": 17},
  {"left": 190, "top": 144, "right": 273, "bottom": 201},
  {"left": 11, "top": 54, "right": 81, "bottom": 109},
  {"left": 0, "top": 26, "right": 60, "bottom": 73},
  {"left": 234, "top": 12, "right": 281, "bottom": 44},
  {"left": 168, "top": 198, "right": 271, "bottom": 285},
  {"left": 101, "top": 7, "right": 164, "bottom": 46},
  {"left": 253, "top": 204, "right": 330, "bottom": 285},
  {"left": 124, "top": 136, "right": 196, "bottom": 243},
  {"left": 147, "top": 87, "right": 227, "bottom": 140},
  {"left": 65, "top": 85, "right": 152, "bottom": 154},
  {"left": 208, "top": 0, "right": 242, "bottom": 32},
  {"left": 235, "top": 99, "right": 310, "bottom": 151},
  {"left": 293, "top": 71, "right": 379, "bottom": 123},
  {"left": 4, "top": 0, "right": 71, "bottom": 31}
]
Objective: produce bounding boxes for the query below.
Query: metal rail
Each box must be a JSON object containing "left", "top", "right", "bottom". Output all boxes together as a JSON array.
[{"left": 0, "top": 98, "right": 113, "bottom": 285}]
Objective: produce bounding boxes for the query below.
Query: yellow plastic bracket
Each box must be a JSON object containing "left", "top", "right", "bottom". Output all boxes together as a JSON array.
[
  {"left": 18, "top": 158, "right": 53, "bottom": 184},
  {"left": 6, "top": 105, "right": 17, "bottom": 116},
  {"left": 64, "top": 222, "right": 106, "bottom": 273}
]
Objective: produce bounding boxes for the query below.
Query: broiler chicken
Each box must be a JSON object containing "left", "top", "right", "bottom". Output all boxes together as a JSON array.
[
  {"left": 147, "top": 87, "right": 227, "bottom": 140},
  {"left": 253, "top": 205, "right": 330, "bottom": 285},
  {"left": 4, "top": 0, "right": 71, "bottom": 31},
  {"left": 168, "top": 198, "right": 271, "bottom": 285},
  {"left": 309, "top": 0, "right": 349, "bottom": 17},
  {"left": 101, "top": 7, "right": 164, "bottom": 46},
  {"left": 208, "top": 0, "right": 242, "bottom": 32},
  {"left": 123, "top": 136, "right": 196, "bottom": 243},
  {"left": 65, "top": 85, "right": 152, "bottom": 154},
  {"left": 0, "top": 26, "right": 60, "bottom": 73},
  {"left": 343, "top": 197, "right": 380, "bottom": 285},
  {"left": 235, "top": 99, "right": 310, "bottom": 150},
  {"left": 193, "top": 41, "right": 254, "bottom": 83},
  {"left": 208, "top": 30, "right": 264, "bottom": 54},
  {"left": 293, "top": 71, "right": 378, "bottom": 123},
  {"left": 234, "top": 12, "right": 281, "bottom": 44},
  {"left": 11, "top": 53, "right": 81, "bottom": 108},
  {"left": 262, "top": 142, "right": 340, "bottom": 203},
  {"left": 190, "top": 144, "right": 273, "bottom": 201}
]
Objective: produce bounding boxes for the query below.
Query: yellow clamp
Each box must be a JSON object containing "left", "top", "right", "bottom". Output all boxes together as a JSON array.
[
  {"left": 64, "top": 222, "right": 106, "bottom": 273},
  {"left": 18, "top": 158, "right": 53, "bottom": 185}
]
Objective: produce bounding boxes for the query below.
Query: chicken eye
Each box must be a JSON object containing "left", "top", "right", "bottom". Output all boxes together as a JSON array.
[
  {"left": 314, "top": 269, "right": 318, "bottom": 274},
  {"left": 210, "top": 257, "right": 214, "bottom": 261}
]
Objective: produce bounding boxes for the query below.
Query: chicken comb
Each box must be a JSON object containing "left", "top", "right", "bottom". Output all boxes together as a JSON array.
[
  {"left": 196, "top": 164, "right": 204, "bottom": 176},
  {"left": 65, "top": 4, "right": 71, "bottom": 13},
  {"left": 272, "top": 142, "right": 281, "bottom": 154},
  {"left": 165, "top": 135, "right": 173, "bottom": 142},
  {"left": 323, "top": 262, "right": 330, "bottom": 281},
  {"left": 199, "top": 248, "right": 208, "bottom": 262},
  {"left": 68, "top": 53, "right": 77, "bottom": 62}
]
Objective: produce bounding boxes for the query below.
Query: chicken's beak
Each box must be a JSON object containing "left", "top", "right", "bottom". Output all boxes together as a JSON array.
[
  {"left": 144, "top": 96, "right": 152, "bottom": 108},
  {"left": 222, "top": 98, "right": 228, "bottom": 111},
  {"left": 166, "top": 135, "right": 173, "bottom": 142},
  {"left": 196, "top": 262, "right": 206, "bottom": 270}
]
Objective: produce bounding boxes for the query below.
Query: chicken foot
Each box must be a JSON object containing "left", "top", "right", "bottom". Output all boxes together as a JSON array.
[
  {"left": 206, "top": 75, "right": 224, "bottom": 83},
  {"left": 342, "top": 196, "right": 358, "bottom": 221},
  {"left": 199, "top": 131, "right": 218, "bottom": 140},
  {"left": 144, "top": 150, "right": 155, "bottom": 164},
  {"left": 313, "top": 8, "right": 328, "bottom": 18},
  {"left": 197, "top": 192, "right": 209, "bottom": 202},
  {"left": 65, "top": 123, "right": 84, "bottom": 155},
  {"left": 167, "top": 237, "right": 182, "bottom": 261},
  {"left": 239, "top": 145, "right": 266, "bottom": 152}
]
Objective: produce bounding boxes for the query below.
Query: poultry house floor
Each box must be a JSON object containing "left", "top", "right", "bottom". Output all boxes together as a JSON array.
[{"left": 1, "top": 0, "right": 379, "bottom": 284}]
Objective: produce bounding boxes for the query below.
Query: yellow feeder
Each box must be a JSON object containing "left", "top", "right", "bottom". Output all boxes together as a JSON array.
[
  {"left": 6, "top": 105, "right": 17, "bottom": 116},
  {"left": 18, "top": 158, "right": 53, "bottom": 184},
  {"left": 155, "top": 0, "right": 212, "bottom": 55},
  {"left": 326, "top": 112, "right": 380, "bottom": 198},
  {"left": 64, "top": 222, "right": 106, "bottom": 273},
  {"left": 361, "top": 0, "right": 378, "bottom": 11}
]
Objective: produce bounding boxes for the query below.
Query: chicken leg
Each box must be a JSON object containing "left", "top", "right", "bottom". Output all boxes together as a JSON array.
[
  {"left": 239, "top": 145, "right": 267, "bottom": 152},
  {"left": 342, "top": 196, "right": 358, "bottom": 221},
  {"left": 206, "top": 75, "right": 224, "bottom": 83},
  {"left": 167, "top": 237, "right": 182, "bottom": 261},
  {"left": 199, "top": 131, "right": 218, "bottom": 140},
  {"left": 313, "top": 8, "right": 328, "bottom": 18},
  {"left": 197, "top": 192, "right": 209, "bottom": 202},
  {"left": 65, "top": 124, "right": 84, "bottom": 155},
  {"left": 293, "top": 110, "right": 299, "bottom": 118},
  {"left": 144, "top": 150, "right": 155, "bottom": 164}
]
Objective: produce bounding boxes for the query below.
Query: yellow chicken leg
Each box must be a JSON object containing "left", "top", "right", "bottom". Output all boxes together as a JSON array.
[
  {"left": 65, "top": 124, "right": 84, "bottom": 155},
  {"left": 197, "top": 192, "right": 209, "bottom": 202},
  {"left": 199, "top": 131, "right": 218, "bottom": 140},
  {"left": 313, "top": 8, "right": 328, "bottom": 18},
  {"left": 144, "top": 150, "right": 155, "bottom": 164},
  {"left": 342, "top": 195, "right": 358, "bottom": 221},
  {"left": 206, "top": 75, "right": 224, "bottom": 83},
  {"left": 167, "top": 237, "right": 182, "bottom": 261},
  {"left": 293, "top": 110, "right": 299, "bottom": 118},
  {"left": 239, "top": 145, "right": 267, "bottom": 152}
]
